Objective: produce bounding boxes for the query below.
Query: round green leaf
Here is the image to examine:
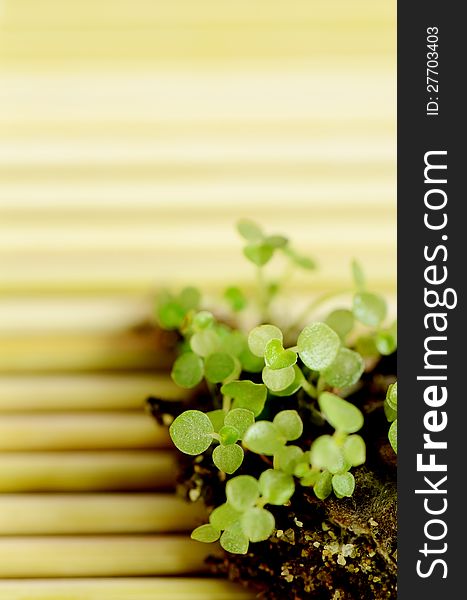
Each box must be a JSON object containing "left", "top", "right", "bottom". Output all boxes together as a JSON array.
[
  {"left": 213, "top": 443, "right": 244, "bottom": 474},
  {"left": 190, "top": 329, "right": 221, "bottom": 357},
  {"left": 310, "top": 435, "right": 344, "bottom": 473},
  {"left": 224, "top": 408, "right": 255, "bottom": 439},
  {"left": 224, "top": 286, "right": 248, "bottom": 312},
  {"left": 237, "top": 219, "right": 264, "bottom": 242},
  {"left": 191, "top": 523, "right": 220, "bottom": 543},
  {"left": 243, "top": 421, "right": 283, "bottom": 455},
  {"left": 313, "top": 470, "right": 332, "bottom": 500},
  {"left": 269, "top": 364, "right": 304, "bottom": 397},
  {"left": 386, "top": 381, "right": 398, "bottom": 412},
  {"left": 322, "top": 348, "right": 364, "bottom": 388},
  {"left": 342, "top": 435, "right": 366, "bottom": 467},
  {"left": 210, "top": 502, "right": 241, "bottom": 531},
  {"left": 273, "top": 410, "right": 303, "bottom": 441},
  {"left": 375, "top": 329, "right": 397, "bottom": 355},
  {"left": 221, "top": 380, "right": 267, "bottom": 417},
  {"left": 178, "top": 286, "right": 201, "bottom": 311},
  {"left": 332, "top": 472, "right": 355, "bottom": 497},
  {"left": 318, "top": 392, "right": 364, "bottom": 434},
  {"left": 262, "top": 365, "right": 295, "bottom": 392},
  {"left": 297, "top": 322, "right": 341, "bottom": 371},
  {"left": 248, "top": 325, "right": 283, "bottom": 358},
  {"left": 192, "top": 310, "right": 214, "bottom": 330},
  {"left": 326, "top": 309, "right": 355, "bottom": 341},
  {"left": 239, "top": 346, "right": 265, "bottom": 373},
  {"left": 355, "top": 335, "right": 379, "bottom": 358},
  {"left": 353, "top": 292, "right": 387, "bottom": 327},
  {"left": 204, "top": 352, "right": 236, "bottom": 383},
  {"left": 273, "top": 445, "right": 304, "bottom": 475},
  {"left": 389, "top": 419, "right": 397, "bottom": 453},
  {"left": 171, "top": 352, "right": 204, "bottom": 389},
  {"left": 226, "top": 475, "right": 260, "bottom": 512},
  {"left": 220, "top": 521, "right": 249, "bottom": 554},
  {"left": 299, "top": 469, "right": 320, "bottom": 487},
  {"left": 264, "top": 339, "right": 297, "bottom": 370},
  {"left": 157, "top": 301, "right": 185, "bottom": 330},
  {"left": 241, "top": 507, "right": 275, "bottom": 542},
  {"left": 169, "top": 410, "right": 214, "bottom": 455},
  {"left": 243, "top": 243, "right": 274, "bottom": 267},
  {"left": 207, "top": 409, "right": 225, "bottom": 433},
  {"left": 219, "top": 425, "right": 239, "bottom": 446},
  {"left": 258, "top": 469, "right": 295, "bottom": 505}
]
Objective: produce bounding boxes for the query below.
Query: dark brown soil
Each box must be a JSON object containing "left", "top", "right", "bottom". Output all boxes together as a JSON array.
[{"left": 148, "top": 354, "right": 397, "bottom": 599}]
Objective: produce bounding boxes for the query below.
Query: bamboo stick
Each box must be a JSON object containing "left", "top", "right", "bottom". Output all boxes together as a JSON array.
[
  {"left": 0, "top": 578, "right": 253, "bottom": 600},
  {"left": 0, "top": 494, "right": 205, "bottom": 535},
  {"left": 0, "top": 413, "right": 170, "bottom": 450},
  {"left": 0, "top": 331, "right": 174, "bottom": 373},
  {"left": 0, "top": 374, "right": 186, "bottom": 412},
  {"left": 0, "top": 451, "right": 177, "bottom": 492},
  {"left": 0, "top": 536, "right": 216, "bottom": 577}
]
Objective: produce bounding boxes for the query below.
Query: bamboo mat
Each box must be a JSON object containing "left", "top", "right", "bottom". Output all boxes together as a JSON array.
[{"left": 0, "top": 1, "right": 395, "bottom": 597}]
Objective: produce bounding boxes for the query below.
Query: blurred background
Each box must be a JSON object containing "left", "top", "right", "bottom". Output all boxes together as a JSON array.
[{"left": 0, "top": 1, "right": 395, "bottom": 598}]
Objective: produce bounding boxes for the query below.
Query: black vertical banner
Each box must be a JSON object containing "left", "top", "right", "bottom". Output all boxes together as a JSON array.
[{"left": 398, "top": 3, "right": 464, "bottom": 598}]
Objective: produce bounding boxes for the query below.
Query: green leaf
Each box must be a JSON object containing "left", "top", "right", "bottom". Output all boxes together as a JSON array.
[
  {"left": 351, "top": 259, "right": 366, "bottom": 290},
  {"left": 313, "top": 470, "right": 333, "bottom": 500},
  {"left": 213, "top": 444, "right": 244, "bottom": 474},
  {"left": 221, "top": 380, "right": 267, "bottom": 417},
  {"left": 239, "top": 346, "right": 265, "bottom": 373},
  {"left": 220, "top": 521, "right": 249, "bottom": 554},
  {"left": 262, "top": 365, "right": 295, "bottom": 392},
  {"left": 209, "top": 502, "right": 241, "bottom": 531},
  {"left": 283, "top": 246, "right": 316, "bottom": 270},
  {"left": 207, "top": 409, "right": 225, "bottom": 433},
  {"left": 322, "top": 348, "right": 364, "bottom": 388},
  {"left": 389, "top": 419, "right": 397, "bottom": 453},
  {"left": 169, "top": 410, "right": 214, "bottom": 455},
  {"left": 342, "top": 435, "right": 366, "bottom": 467},
  {"left": 192, "top": 311, "right": 214, "bottom": 331},
  {"left": 224, "top": 286, "right": 248, "bottom": 312},
  {"left": 178, "top": 286, "right": 201, "bottom": 311},
  {"left": 243, "top": 242, "right": 274, "bottom": 267},
  {"left": 248, "top": 325, "right": 283, "bottom": 358},
  {"left": 353, "top": 292, "right": 387, "bottom": 327},
  {"left": 265, "top": 234, "right": 288, "bottom": 248},
  {"left": 299, "top": 469, "right": 320, "bottom": 487},
  {"left": 224, "top": 408, "right": 255, "bottom": 439},
  {"left": 332, "top": 472, "right": 355, "bottom": 497},
  {"left": 157, "top": 300, "right": 186, "bottom": 330},
  {"left": 237, "top": 219, "right": 264, "bottom": 242},
  {"left": 310, "top": 435, "right": 344, "bottom": 474},
  {"left": 204, "top": 352, "right": 236, "bottom": 383},
  {"left": 273, "top": 410, "right": 303, "bottom": 441},
  {"left": 385, "top": 402, "right": 397, "bottom": 423},
  {"left": 226, "top": 475, "right": 260, "bottom": 512},
  {"left": 190, "top": 329, "right": 221, "bottom": 357},
  {"left": 385, "top": 381, "right": 398, "bottom": 412},
  {"left": 259, "top": 469, "right": 295, "bottom": 505},
  {"left": 243, "top": 421, "right": 283, "bottom": 455},
  {"left": 190, "top": 523, "right": 220, "bottom": 543},
  {"left": 219, "top": 425, "right": 239, "bottom": 446},
  {"left": 355, "top": 335, "right": 379, "bottom": 358},
  {"left": 269, "top": 364, "right": 304, "bottom": 397},
  {"left": 273, "top": 445, "right": 304, "bottom": 475},
  {"left": 241, "top": 507, "right": 275, "bottom": 542},
  {"left": 318, "top": 392, "right": 364, "bottom": 434},
  {"left": 297, "top": 322, "right": 341, "bottom": 371},
  {"left": 171, "top": 352, "right": 204, "bottom": 389},
  {"left": 264, "top": 338, "right": 297, "bottom": 370},
  {"left": 325, "top": 309, "right": 355, "bottom": 341},
  {"left": 375, "top": 329, "right": 397, "bottom": 355}
]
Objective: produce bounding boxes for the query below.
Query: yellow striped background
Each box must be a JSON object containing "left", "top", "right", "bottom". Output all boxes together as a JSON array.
[{"left": 0, "top": 1, "right": 395, "bottom": 597}]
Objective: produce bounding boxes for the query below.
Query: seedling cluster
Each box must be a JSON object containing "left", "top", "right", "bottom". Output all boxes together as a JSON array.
[{"left": 156, "top": 220, "right": 397, "bottom": 554}]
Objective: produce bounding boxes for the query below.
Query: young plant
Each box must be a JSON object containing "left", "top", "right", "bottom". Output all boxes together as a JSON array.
[
  {"left": 156, "top": 220, "right": 396, "bottom": 554},
  {"left": 385, "top": 381, "right": 398, "bottom": 453}
]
